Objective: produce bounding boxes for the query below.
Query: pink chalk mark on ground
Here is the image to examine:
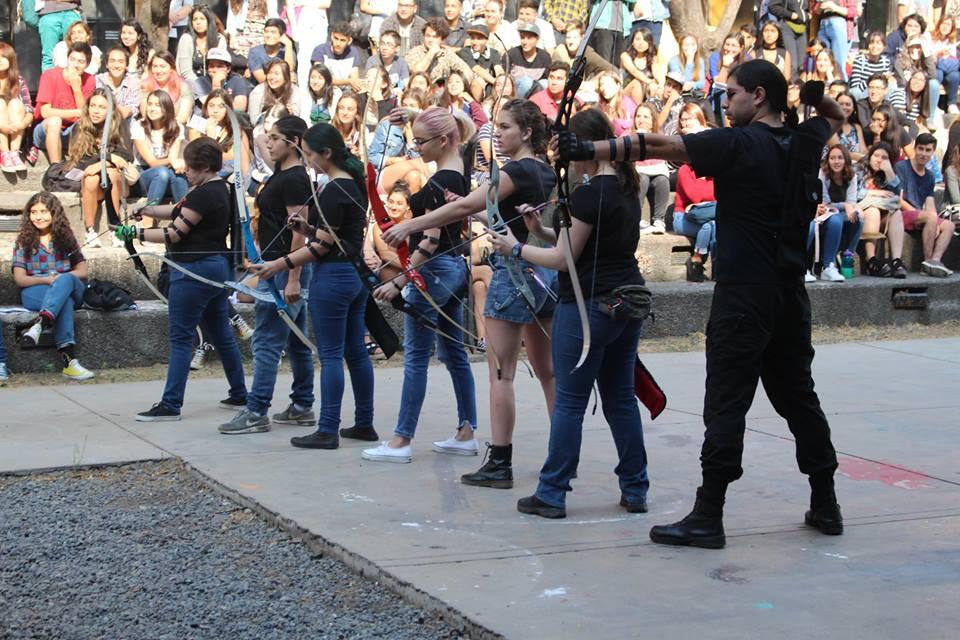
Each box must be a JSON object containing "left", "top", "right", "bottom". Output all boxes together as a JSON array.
[{"left": 837, "top": 457, "right": 932, "bottom": 490}]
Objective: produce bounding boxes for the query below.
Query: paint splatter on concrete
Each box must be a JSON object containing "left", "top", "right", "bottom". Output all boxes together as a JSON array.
[
  {"left": 708, "top": 565, "right": 748, "bottom": 584},
  {"left": 838, "top": 457, "right": 933, "bottom": 490}
]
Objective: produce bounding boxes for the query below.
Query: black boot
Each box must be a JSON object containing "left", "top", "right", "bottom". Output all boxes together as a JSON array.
[
  {"left": 649, "top": 487, "right": 725, "bottom": 549},
  {"left": 517, "top": 495, "right": 566, "bottom": 519},
  {"left": 805, "top": 473, "right": 843, "bottom": 535},
  {"left": 461, "top": 443, "right": 513, "bottom": 489},
  {"left": 339, "top": 425, "right": 379, "bottom": 441},
  {"left": 686, "top": 257, "right": 705, "bottom": 283}
]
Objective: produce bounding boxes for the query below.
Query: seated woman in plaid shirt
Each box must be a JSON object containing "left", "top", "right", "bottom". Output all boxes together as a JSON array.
[{"left": 13, "top": 192, "right": 95, "bottom": 381}]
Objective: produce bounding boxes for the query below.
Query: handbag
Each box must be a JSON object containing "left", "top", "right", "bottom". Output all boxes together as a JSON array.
[
  {"left": 41, "top": 162, "right": 82, "bottom": 192},
  {"left": 859, "top": 189, "right": 900, "bottom": 212}
]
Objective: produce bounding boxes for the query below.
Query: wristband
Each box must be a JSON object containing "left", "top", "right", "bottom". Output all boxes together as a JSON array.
[
  {"left": 622, "top": 135, "right": 632, "bottom": 161},
  {"left": 283, "top": 255, "right": 295, "bottom": 270},
  {"left": 638, "top": 132, "right": 647, "bottom": 161},
  {"left": 392, "top": 281, "right": 404, "bottom": 292},
  {"left": 138, "top": 227, "right": 145, "bottom": 242}
]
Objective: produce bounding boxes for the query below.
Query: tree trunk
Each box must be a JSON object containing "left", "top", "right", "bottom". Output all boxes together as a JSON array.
[
  {"left": 135, "top": 0, "right": 173, "bottom": 50},
  {"left": 669, "top": 0, "right": 744, "bottom": 54}
]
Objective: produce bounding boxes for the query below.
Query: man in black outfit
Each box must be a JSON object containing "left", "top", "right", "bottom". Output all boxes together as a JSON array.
[{"left": 556, "top": 59, "right": 846, "bottom": 549}]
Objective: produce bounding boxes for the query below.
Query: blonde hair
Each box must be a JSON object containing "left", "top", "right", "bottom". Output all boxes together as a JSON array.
[{"left": 414, "top": 106, "right": 476, "bottom": 148}]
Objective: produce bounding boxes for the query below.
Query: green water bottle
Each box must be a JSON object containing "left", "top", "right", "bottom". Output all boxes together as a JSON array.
[{"left": 840, "top": 250, "right": 855, "bottom": 278}]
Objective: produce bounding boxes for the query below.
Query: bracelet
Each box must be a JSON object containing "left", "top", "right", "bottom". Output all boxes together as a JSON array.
[
  {"left": 283, "top": 255, "right": 295, "bottom": 270},
  {"left": 138, "top": 227, "right": 145, "bottom": 242}
]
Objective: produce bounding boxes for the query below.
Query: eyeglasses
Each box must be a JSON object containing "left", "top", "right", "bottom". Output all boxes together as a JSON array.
[{"left": 411, "top": 134, "right": 443, "bottom": 147}]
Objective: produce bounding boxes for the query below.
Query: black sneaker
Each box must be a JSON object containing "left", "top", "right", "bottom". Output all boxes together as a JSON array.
[
  {"left": 619, "top": 494, "right": 648, "bottom": 513},
  {"left": 291, "top": 431, "right": 339, "bottom": 449},
  {"left": 340, "top": 424, "right": 380, "bottom": 441},
  {"left": 804, "top": 503, "right": 844, "bottom": 535},
  {"left": 136, "top": 403, "right": 181, "bottom": 422},
  {"left": 890, "top": 258, "right": 908, "bottom": 279},
  {"left": 219, "top": 396, "right": 246, "bottom": 410},
  {"left": 866, "top": 256, "right": 891, "bottom": 277},
  {"left": 517, "top": 495, "right": 566, "bottom": 519}
]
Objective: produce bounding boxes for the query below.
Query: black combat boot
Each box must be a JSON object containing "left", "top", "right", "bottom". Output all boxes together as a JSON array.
[
  {"left": 805, "top": 473, "right": 843, "bottom": 535},
  {"left": 461, "top": 443, "right": 513, "bottom": 489},
  {"left": 649, "top": 487, "right": 726, "bottom": 549}
]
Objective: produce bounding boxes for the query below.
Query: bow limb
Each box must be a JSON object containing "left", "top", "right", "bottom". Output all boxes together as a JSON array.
[
  {"left": 227, "top": 107, "right": 317, "bottom": 356},
  {"left": 548, "top": 5, "right": 609, "bottom": 371}
]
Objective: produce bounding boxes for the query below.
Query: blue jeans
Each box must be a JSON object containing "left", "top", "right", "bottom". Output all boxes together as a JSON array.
[
  {"left": 819, "top": 17, "right": 850, "bottom": 81},
  {"left": 247, "top": 268, "right": 315, "bottom": 416},
  {"left": 138, "top": 166, "right": 189, "bottom": 204},
  {"left": 536, "top": 302, "right": 649, "bottom": 508},
  {"left": 38, "top": 10, "right": 82, "bottom": 70},
  {"left": 395, "top": 256, "right": 477, "bottom": 440},
  {"left": 309, "top": 261, "right": 374, "bottom": 434},
  {"left": 672, "top": 211, "right": 716, "bottom": 256},
  {"left": 161, "top": 255, "right": 246, "bottom": 411},
  {"left": 938, "top": 58, "right": 960, "bottom": 106},
  {"left": 20, "top": 273, "right": 86, "bottom": 348},
  {"left": 33, "top": 121, "right": 75, "bottom": 151},
  {"left": 927, "top": 78, "right": 941, "bottom": 123},
  {"left": 807, "top": 207, "right": 864, "bottom": 266}
]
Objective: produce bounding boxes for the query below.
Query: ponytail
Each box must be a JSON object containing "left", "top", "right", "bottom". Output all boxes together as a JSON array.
[{"left": 304, "top": 123, "right": 368, "bottom": 203}]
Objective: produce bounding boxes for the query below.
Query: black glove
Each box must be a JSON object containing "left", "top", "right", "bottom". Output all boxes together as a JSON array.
[
  {"left": 800, "top": 81, "right": 825, "bottom": 107},
  {"left": 557, "top": 130, "right": 595, "bottom": 162}
]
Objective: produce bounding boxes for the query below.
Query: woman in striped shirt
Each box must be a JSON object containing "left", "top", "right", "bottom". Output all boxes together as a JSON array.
[{"left": 849, "top": 31, "right": 896, "bottom": 99}]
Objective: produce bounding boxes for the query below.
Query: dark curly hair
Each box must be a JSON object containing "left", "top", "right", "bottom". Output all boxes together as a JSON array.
[
  {"left": 17, "top": 192, "right": 78, "bottom": 259},
  {"left": 500, "top": 98, "right": 549, "bottom": 156}
]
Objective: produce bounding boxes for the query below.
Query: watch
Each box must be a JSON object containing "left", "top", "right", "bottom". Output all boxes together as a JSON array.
[{"left": 511, "top": 242, "right": 525, "bottom": 259}]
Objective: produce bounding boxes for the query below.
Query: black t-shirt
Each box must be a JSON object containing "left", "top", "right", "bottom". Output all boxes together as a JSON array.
[
  {"left": 499, "top": 158, "right": 556, "bottom": 243},
  {"left": 682, "top": 118, "right": 833, "bottom": 284},
  {"left": 409, "top": 169, "right": 469, "bottom": 255},
  {"left": 458, "top": 47, "right": 502, "bottom": 75},
  {"left": 255, "top": 165, "right": 316, "bottom": 261},
  {"left": 170, "top": 179, "right": 232, "bottom": 263},
  {"left": 317, "top": 177, "right": 367, "bottom": 263},
  {"left": 507, "top": 47, "right": 552, "bottom": 81},
  {"left": 553, "top": 175, "right": 644, "bottom": 301}
]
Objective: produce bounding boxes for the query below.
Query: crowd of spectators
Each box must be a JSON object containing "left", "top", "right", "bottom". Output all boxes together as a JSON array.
[{"left": 3, "top": 0, "right": 960, "bottom": 384}]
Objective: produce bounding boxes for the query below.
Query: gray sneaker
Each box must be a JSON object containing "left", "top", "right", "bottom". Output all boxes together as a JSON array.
[
  {"left": 218, "top": 409, "right": 271, "bottom": 435},
  {"left": 272, "top": 403, "right": 316, "bottom": 426}
]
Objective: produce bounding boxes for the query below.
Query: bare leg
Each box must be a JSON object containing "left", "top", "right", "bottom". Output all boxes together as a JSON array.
[
  {"left": 0, "top": 98, "right": 9, "bottom": 152},
  {"left": 7, "top": 98, "right": 26, "bottom": 153},
  {"left": 523, "top": 319, "right": 555, "bottom": 417},
  {"left": 43, "top": 117, "right": 65, "bottom": 163},
  {"left": 887, "top": 211, "right": 905, "bottom": 260},
  {"left": 81, "top": 175, "right": 101, "bottom": 229},
  {"left": 861, "top": 207, "right": 881, "bottom": 260},
  {"left": 932, "top": 219, "right": 956, "bottom": 261},
  {"left": 485, "top": 317, "right": 524, "bottom": 446}
]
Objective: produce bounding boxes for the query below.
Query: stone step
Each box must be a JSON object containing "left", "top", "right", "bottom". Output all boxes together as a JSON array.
[{"left": 3, "top": 274, "right": 957, "bottom": 374}]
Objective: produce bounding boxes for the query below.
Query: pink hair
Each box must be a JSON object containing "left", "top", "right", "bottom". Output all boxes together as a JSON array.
[{"left": 414, "top": 106, "right": 474, "bottom": 148}]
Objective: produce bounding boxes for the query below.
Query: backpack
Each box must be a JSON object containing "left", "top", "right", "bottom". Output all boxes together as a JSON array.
[
  {"left": 41, "top": 162, "right": 82, "bottom": 192},
  {"left": 82, "top": 279, "right": 136, "bottom": 311}
]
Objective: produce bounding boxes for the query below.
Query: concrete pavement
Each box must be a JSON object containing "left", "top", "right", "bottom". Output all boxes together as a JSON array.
[{"left": 2, "top": 339, "right": 958, "bottom": 639}]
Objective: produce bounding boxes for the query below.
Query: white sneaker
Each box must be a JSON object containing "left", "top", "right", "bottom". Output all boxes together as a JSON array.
[
  {"left": 0, "top": 362, "right": 9, "bottom": 384},
  {"left": 651, "top": 220, "right": 666, "bottom": 234},
  {"left": 62, "top": 358, "right": 95, "bottom": 381},
  {"left": 84, "top": 228, "right": 102, "bottom": 249},
  {"left": 361, "top": 441, "right": 412, "bottom": 463},
  {"left": 639, "top": 223, "right": 656, "bottom": 235},
  {"left": 950, "top": 104, "right": 960, "bottom": 115},
  {"left": 432, "top": 435, "right": 480, "bottom": 456},
  {"left": 820, "top": 264, "right": 845, "bottom": 282},
  {"left": 190, "top": 344, "right": 209, "bottom": 370},
  {"left": 804, "top": 270, "right": 816, "bottom": 283},
  {"left": 21, "top": 321, "right": 43, "bottom": 346},
  {"left": 230, "top": 313, "right": 254, "bottom": 340}
]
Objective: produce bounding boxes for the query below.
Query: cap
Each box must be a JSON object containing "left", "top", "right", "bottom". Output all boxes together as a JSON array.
[
  {"left": 206, "top": 48, "right": 232, "bottom": 64},
  {"left": 665, "top": 71, "right": 685, "bottom": 86},
  {"left": 466, "top": 23, "right": 489, "bottom": 38},
  {"left": 517, "top": 22, "right": 540, "bottom": 37}
]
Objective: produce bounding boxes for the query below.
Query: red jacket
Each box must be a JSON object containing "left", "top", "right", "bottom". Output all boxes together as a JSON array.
[{"left": 674, "top": 164, "right": 716, "bottom": 212}]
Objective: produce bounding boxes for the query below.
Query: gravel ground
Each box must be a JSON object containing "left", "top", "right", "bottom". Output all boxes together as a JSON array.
[{"left": 0, "top": 462, "right": 468, "bottom": 640}]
